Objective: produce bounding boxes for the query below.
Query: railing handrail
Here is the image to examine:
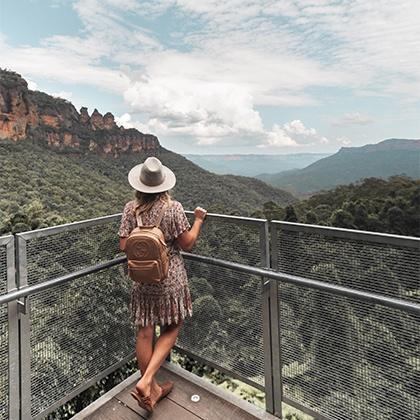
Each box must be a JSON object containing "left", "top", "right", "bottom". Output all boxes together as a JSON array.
[
  {"left": 4, "top": 209, "right": 418, "bottom": 246},
  {"left": 16, "top": 213, "right": 122, "bottom": 240},
  {"left": 0, "top": 256, "right": 126, "bottom": 305},
  {"left": 185, "top": 210, "right": 267, "bottom": 224},
  {"left": 1, "top": 252, "right": 418, "bottom": 316},
  {"left": 182, "top": 253, "right": 420, "bottom": 316},
  {"left": 273, "top": 220, "right": 420, "bottom": 248}
]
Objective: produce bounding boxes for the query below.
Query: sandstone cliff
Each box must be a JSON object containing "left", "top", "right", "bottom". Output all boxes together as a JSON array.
[{"left": 0, "top": 69, "right": 159, "bottom": 156}]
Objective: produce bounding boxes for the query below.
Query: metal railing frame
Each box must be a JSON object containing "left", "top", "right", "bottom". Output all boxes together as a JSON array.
[
  {"left": 0, "top": 212, "right": 419, "bottom": 420},
  {"left": 1, "top": 235, "right": 19, "bottom": 420}
]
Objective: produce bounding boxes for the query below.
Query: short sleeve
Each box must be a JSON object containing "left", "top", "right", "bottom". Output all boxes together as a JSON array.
[
  {"left": 118, "top": 201, "right": 136, "bottom": 237},
  {"left": 170, "top": 201, "right": 191, "bottom": 239}
]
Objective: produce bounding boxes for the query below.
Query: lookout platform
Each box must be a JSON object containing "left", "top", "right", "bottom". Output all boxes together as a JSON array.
[
  {"left": 73, "top": 361, "right": 276, "bottom": 420},
  {"left": 1, "top": 212, "right": 419, "bottom": 420}
]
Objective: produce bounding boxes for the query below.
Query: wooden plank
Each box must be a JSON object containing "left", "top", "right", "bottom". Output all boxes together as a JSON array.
[
  {"left": 83, "top": 398, "right": 143, "bottom": 420},
  {"left": 161, "top": 362, "right": 278, "bottom": 420},
  {"left": 116, "top": 383, "right": 201, "bottom": 420},
  {"left": 159, "top": 368, "right": 259, "bottom": 420}
]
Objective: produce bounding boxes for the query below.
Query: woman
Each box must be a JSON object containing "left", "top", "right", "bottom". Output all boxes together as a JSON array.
[{"left": 118, "top": 156, "right": 207, "bottom": 412}]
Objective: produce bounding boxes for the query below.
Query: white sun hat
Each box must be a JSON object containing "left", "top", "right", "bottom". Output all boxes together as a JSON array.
[{"left": 128, "top": 157, "right": 176, "bottom": 193}]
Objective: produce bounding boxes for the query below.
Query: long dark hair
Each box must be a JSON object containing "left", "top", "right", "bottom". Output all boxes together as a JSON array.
[{"left": 132, "top": 190, "right": 171, "bottom": 217}]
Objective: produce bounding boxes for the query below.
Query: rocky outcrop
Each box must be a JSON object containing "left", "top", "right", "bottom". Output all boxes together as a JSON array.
[
  {"left": 103, "top": 112, "right": 116, "bottom": 130},
  {"left": 0, "top": 69, "right": 160, "bottom": 156},
  {"left": 90, "top": 108, "right": 104, "bottom": 130},
  {"left": 80, "top": 107, "right": 90, "bottom": 125}
]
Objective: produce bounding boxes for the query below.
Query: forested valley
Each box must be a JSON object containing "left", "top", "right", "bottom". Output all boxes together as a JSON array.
[{"left": 1, "top": 139, "right": 419, "bottom": 420}]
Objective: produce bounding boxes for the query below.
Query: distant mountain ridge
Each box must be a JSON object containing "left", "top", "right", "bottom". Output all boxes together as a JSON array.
[
  {"left": 184, "top": 153, "right": 330, "bottom": 176},
  {"left": 257, "top": 138, "right": 420, "bottom": 195},
  {"left": 339, "top": 138, "right": 420, "bottom": 152}
]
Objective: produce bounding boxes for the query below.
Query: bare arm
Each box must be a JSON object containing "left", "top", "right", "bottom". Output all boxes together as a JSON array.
[
  {"left": 176, "top": 207, "right": 207, "bottom": 252},
  {"left": 119, "top": 237, "right": 128, "bottom": 252}
]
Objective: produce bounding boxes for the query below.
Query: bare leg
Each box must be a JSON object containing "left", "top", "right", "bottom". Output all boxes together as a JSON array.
[
  {"left": 135, "top": 324, "right": 161, "bottom": 395},
  {"left": 136, "top": 319, "right": 184, "bottom": 396}
]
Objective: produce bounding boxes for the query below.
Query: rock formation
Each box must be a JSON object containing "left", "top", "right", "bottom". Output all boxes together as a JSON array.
[{"left": 0, "top": 69, "right": 160, "bottom": 156}]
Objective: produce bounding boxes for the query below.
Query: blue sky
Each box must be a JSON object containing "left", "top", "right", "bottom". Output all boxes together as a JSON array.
[{"left": 1, "top": 0, "right": 419, "bottom": 154}]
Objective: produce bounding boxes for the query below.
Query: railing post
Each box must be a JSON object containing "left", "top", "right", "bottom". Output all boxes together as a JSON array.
[
  {"left": 260, "top": 220, "right": 283, "bottom": 416},
  {"left": 15, "top": 234, "right": 31, "bottom": 420},
  {"left": 261, "top": 275, "right": 274, "bottom": 414},
  {"left": 4, "top": 235, "right": 20, "bottom": 420},
  {"left": 269, "top": 222, "right": 283, "bottom": 418}
]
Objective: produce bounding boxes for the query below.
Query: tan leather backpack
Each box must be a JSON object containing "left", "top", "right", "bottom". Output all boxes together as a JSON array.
[{"left": 125, "top": 201, "right": 171, "bottom": 284}]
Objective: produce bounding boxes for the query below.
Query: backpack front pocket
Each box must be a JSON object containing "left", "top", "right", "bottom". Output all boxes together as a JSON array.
[{"left": 128, "top": 259, "right": 163, "bottom": 283}]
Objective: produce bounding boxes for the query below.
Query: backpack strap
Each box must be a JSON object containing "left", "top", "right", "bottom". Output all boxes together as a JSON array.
[
  {"left": 135, "top": 199, "right": 173, "bottom": 228},
  {"left": 136, "top": 212, "right": 143, "bottom": 227},
  {"left": 156, "top": 199, "right": 172, "bottom": 227}
]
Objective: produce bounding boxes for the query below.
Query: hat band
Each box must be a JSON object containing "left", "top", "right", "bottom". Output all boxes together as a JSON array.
[{"left": 140, "top": 169, "right": 165, "bottom": 186}]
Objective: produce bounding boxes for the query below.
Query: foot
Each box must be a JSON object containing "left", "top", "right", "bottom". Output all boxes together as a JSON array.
[
  {"left": 151, "top": 379, "right": 162, "bottom": 397},
  {"left": 150, "top": 382, "right": 163, "bottom": 408},
  {"left": 136, "top": 377, "right": 162, "bottom": 406},
  {"left": 135, "top": 376, "right": 153, "bottom": 398}
]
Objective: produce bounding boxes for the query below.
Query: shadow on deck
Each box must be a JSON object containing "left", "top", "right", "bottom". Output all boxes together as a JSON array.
[{"left": 73, "top": 361, "right": 277, "bottom": 420}]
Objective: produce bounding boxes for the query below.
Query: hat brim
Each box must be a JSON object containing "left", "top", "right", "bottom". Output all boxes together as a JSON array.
[{"left": 128, "top": 163, "right": 176, "bottom": 193}]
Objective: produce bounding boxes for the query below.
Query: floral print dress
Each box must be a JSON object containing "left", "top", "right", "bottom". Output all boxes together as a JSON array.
[{"left": 118, "top": 198, "right": 193, "bottom": 328}]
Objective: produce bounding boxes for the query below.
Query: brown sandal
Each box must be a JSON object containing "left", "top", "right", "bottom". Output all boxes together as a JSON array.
[
  {"left": 130, "top": 389, "right": 154, "bottom": 412},
  {"left": 131, "top": 381, "right": 173, "bottom": 412},
  {"left": 156, "top": 380, "right": 174, "bottom": 403}
]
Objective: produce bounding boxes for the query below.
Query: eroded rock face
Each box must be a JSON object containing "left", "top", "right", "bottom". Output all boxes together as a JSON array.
[
  {"left": 0, "top": 73, "right": 38, "bottom": 140},
  {"left": 0, "top": 69, "right": 160, "bottom": 155},
  {"left": 80, "top": 107, "right": 90, "bottom": 125},
  {"left": 91, "top": 108, "right": 104, "bottom": 130},
  {"left": 103, "top": 112, "right": 116, "bottom": 130}
]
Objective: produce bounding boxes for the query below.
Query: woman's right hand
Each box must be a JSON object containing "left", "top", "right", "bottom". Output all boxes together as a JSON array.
[{"left": 194, "top": 206, "right": 207, "bottom": 221}]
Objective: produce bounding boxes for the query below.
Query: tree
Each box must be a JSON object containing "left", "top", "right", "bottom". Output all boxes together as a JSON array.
[{"left": 284, "top": 205, "right": 298, "bottom": 222}]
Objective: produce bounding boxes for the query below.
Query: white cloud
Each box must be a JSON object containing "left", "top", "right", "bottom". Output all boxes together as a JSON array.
[
  {"left": 26, "top": 79, "right": 38, "bottom": 90},
  {"left": 337, "top": 136, "right": 352, "bottom": 146},
  {"left": 259, "top": 119, "right": 328, "bottom": 148},
  {"left": 115, "top": 112, "right": 133, "bottom": 128},
  {"left": 332, "top": 112, "right": 374, "bottom": 127},
  {"left": 261, "top": 125, "right": 299, "bottom": 148},
  {"left": 51, "top": 91, "right": 73, "bottom": 101},
  {"left": 123, "top": 75, "right": 264, "bottom": 142},
  {"left": 0, "top": 37, "right": 130, "bottom": 93}
]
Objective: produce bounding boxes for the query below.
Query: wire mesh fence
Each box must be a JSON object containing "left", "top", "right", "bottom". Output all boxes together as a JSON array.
[
  {"left": 278, "top": 284, "right": 420, "bottom": 420},
  {"left": 24, "top": 217, "right": 123, "bottom": 287},
  {"left": 0, "top": 237, "right": 11, "bottom": 420},
  {"left": 1, "top": 215, "right": 420, "bottom": 420},
  {"left": 272, "top": 223, "right": 420, "bottom": 420},
  {"left": 177, "top": 214, "right": 267, "bottom": 388},
  {"left": 186, "top": 212, "right": 267, "bottom": 267},
  {"left": 18, "top": 219, "right": 135, "bottom": 418},
  {"left": 29, "top": 265, "right": 135, "bottom": 418},
  {"left": 178, "top": 259, "right": 265, "bottom": 388},
  {"left": 0, "top": 304, "right": 7, "bottom": 420},
  {"left": 273, "top": 223, "right": 420, "bottom": 302}
]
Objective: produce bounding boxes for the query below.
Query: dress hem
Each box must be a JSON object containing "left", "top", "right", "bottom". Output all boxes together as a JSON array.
[{"left": 130, "top": 283, "right": 193, "bottom": 328}]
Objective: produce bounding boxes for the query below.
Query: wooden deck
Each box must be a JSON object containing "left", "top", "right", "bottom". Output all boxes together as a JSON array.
[{"left": 73, "top": 361, "right": 278, "bottom": 420}]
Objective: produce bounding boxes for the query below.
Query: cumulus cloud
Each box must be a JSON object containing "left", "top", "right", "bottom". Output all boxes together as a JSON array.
[
  {"left": 332, "top": 112, "right": 374, "bottom": 127},
  {"left": 259, "top": 120, "right": 329, "bottom": 148},
  {"left": 123, "top": 75, "right": 264, "bottom": 143}
]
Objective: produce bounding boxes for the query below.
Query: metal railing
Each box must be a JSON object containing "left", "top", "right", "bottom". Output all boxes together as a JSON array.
[{"left": 0, "top": 212, "right": 419, "bottom": 420}]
